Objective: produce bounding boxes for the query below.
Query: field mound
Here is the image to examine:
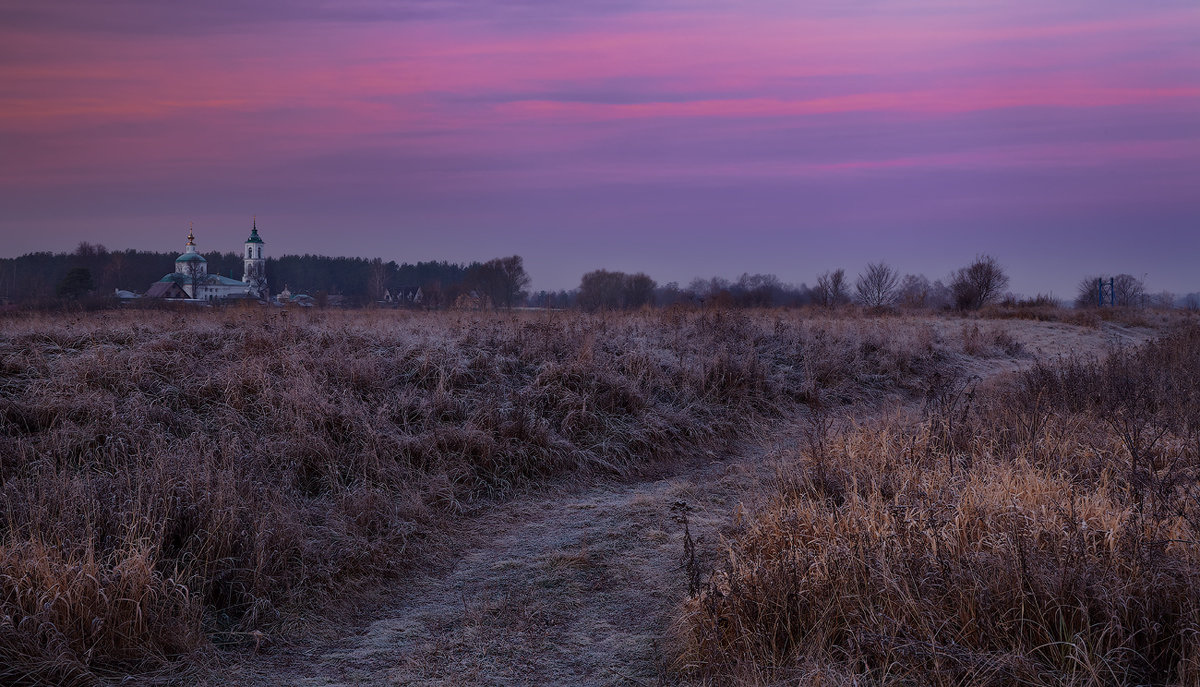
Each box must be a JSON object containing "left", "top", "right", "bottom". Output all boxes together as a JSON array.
[{"left": 1, "top": 309, "right": 959, "bottom": 684}]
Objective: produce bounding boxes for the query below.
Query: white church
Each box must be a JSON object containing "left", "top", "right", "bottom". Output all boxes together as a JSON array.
[{"left": 147, "top": 220, "right": 268, "bottom": 301}]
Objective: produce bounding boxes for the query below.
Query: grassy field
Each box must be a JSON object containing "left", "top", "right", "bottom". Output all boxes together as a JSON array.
[
  {"left": 0, "top": 307, "right": 986, "bottom": 685},
  {"left": 677, "top": 320, "right": 1200, "bottom": 685}
]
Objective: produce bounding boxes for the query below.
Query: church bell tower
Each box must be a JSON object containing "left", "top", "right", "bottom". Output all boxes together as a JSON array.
[{"left": 243, "top": 216, "right": 267, "bottom": 298}]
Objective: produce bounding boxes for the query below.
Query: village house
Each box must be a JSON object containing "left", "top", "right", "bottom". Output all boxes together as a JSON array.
[{"left": 382, "top": 286, "right": 423, "bottom": 307}]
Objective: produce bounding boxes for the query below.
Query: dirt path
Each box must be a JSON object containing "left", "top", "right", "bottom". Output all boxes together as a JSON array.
[
  {"left": 209, "top": 320, "right": 1157, "bottom": 687},
  {"left": 215, "top": 434, "right": 779, "bottom": 686}
]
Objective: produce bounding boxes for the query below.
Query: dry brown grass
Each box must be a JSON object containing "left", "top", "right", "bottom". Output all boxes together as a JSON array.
[
  {"left": 677, "top": 323, "right": 1200, "bottom": 686},
  {"left": 0, "top": 308, "right": 956, "bottom": 683}
]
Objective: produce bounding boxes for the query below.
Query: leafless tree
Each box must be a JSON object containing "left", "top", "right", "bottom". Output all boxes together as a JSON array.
[
  {"left": 1075, "top": 276, "right": 1103, "bottom": 308},
  {"left": 183, "top": 260, "right": 206, "bottom": 299},
  {"left": 897, "top": 274, "right": 951, "bottom": 309},
  {"left": 103, "top": 252, "right": 126, "bottom": 290},
  {"left": 814, "top": 269, "right": 849, "bottom": 308},
  {"left": 578, "top": 269, "right": 656, "bottom": 310},
  {"left": 928, "top": 280, "right": 952, "bottom": 309},
  {"left": 854, "top": 262, "right": 900, "bottom": 308},
  {"left": 1150, "top": 290, "right": 1176, "bottom": 310},
  {"left": 368, "top": 257, "right": 389, "bottom": 302},
  {"left": 950, "top": 255, "right": 1009, "bottom": 310},
  {"left": 491, "top": 255, "right": 531, "bottom": 309},
  {"left": 579, "top": 269, "right": 625, "bottom": 310},
  {"left": 897, "top": 274, "right": 930, "bottom": 308},
  {"left": 244, "top": 262, "right": 269, "bottom": 300},
  {"left": 625, "top": 273, "right": 657, "bottom": 308},
  {"left": 1114, "top": 274, "right": 1147, "bottom": 308},
  {"left": 1075, "top": 273, "right": 1147, "bottom": 308},
  {"left": 466, "top": 255, "right": 530, "bottom": 309}
]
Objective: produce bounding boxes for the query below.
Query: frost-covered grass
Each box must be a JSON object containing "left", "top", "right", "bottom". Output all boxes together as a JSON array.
[
  {"left": 678, "top": 323, "right": 1200, "bottom": 686},
  {"left": 0, "top": 307, "right": 958, "bottom": 683}
]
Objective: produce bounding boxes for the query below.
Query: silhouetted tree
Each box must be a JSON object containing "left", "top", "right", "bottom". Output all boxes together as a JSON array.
[
  {"left": 56, "top": 267, "right": 95, "bottom": 300},
  {"left": 734, "top": 273, "right": 780, "bottom": 307},
  {"left": 465, "top": 255, "right": 530, "bottom": 309},
  {"left": 854, "top": 262, "right": 900, "bottom": 308},
  {"left": 1150, "top": 291, "right": 1175, "bottom": 309},
  {"left": 1075, "top": 273, "right": 1147, "bottom": 308},
  {"left": 368, "top": 257, "right": 389, "bottom": 302},
  {"left": 656, "top": 281, "right": 687, "bottom": 307},
  {"left": 950, "top": 255, "right": 1009, "bottom": 310},
  {"left": 577, "top": 270, "right": 658, "bottom": 310},
  {"left": 493, "top": 255, "right": 531, "bottom": 309},
  {"left": 182, "top": 260, "right": 207, "bottom": 299},
  {"left": 814, "top": 269, "right": 849, "bottom": 308},
  {"left": 578, "top": 269, "right": 629, "bottom": 310},
  {"left": 897, "top": 274, "right": 931, "bottom": 308},
  {"left": 625, "top": 273, "right": 657, "bottom": 308}
]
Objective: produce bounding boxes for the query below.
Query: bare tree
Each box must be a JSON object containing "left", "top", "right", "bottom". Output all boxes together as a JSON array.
[
  {"left": 579, "top": 270, "right": 623, "bottom": 310},
  {"left": 244, "top": 261, "right": 269, "bottom": 300},
  {"left": 897, "top": 274, "right": 930, "bottom": 308},
  {"left": 1113, "top": 274, "right": 1146, "bottom": 308},
  {"left": 625, "top": 273, "right": 657, "bottom": 308},
  {"left": 103, "top": 252, "right": 126, "bottom": 291},
  {"left": 183, "top": 260, "right": 206, "bottom": 299},
  {"left": 1075, "top": 273, "right": 1147, "bottom": 308},
  {"left": 928, "top": 280, "right": 952, "bottom": 309},
  {"left": 578, "top": 269, "right": 655, "bottom": 310},
  {"left": 1075, "top": 275, "right": 1104, "bottom": 308},
  {"left": 950, "top": 255, "right": 1009, "bottom": 310},
  {"left": 466, "top": 255, "right": 530, "bottom": 309},
  {"left": 491, "top": 255, "right": 531, "bottom": 309},
  {"left": 897, "top": 274, "right": 950, "bottom": 310},
  {"left": 736, "top": 273, "right": 784, "bottom": 307},
  {"left": 1150, "top": 290, "right": 1176, "bottom": 310},
  {"left": 368, "top": 257, "right": 389, "bottom": 303},
  {"left": 814, "top": 269, "right": 849, "bottom": 308},
  {"left": 854, "top": 262, "right": 900, "bottom": 308}
]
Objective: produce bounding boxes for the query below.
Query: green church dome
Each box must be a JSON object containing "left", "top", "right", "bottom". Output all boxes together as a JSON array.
[
  {"left": 176, "top": 252, "right": 207, "bottom": 263},
  {"left": 246, "top": 218, "right": 265, "bottom": 244}
]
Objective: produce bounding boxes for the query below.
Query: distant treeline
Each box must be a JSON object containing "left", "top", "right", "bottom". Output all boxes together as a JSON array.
[
  {"left": 534, "top": 259, "right": 1199, "bottom": 312},
  {"left": 0, "top": 243, "right": 506, "bottom": 307},
  {"left": 5, "top": 244, "right": 1198, "bottom": 312}
]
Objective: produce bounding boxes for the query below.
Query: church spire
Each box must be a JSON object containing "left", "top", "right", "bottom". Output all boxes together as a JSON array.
[
  {"left": 186, "top": 222, "right": 195, "bottom": 247},
  {"left": 245, "top": 216, "right": 264, "bottom": 244},
  {"left": 243, "top": 216, "right": 267, "bottom": 298}
]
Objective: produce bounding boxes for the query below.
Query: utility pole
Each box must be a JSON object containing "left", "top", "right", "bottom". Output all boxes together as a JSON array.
[{"left": 1097, "top": 277, "right": 1115, "bottom": 307}]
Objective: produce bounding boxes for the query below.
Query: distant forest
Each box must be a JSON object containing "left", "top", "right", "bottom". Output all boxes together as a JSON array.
[
  {"left": 4, "top": 243, "right": 1197, "bottom": 312},
  {"left": 0, "top": 243, "right": 479, "bottom": 307}
]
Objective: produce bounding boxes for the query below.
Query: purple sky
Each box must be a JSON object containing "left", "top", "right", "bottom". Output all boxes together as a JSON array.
[{"left": 2, "top": 1, "right": 1198, "bottom": 295}]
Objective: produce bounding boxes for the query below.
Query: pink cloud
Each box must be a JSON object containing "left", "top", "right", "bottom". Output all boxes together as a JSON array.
[{"left": 1, "top": 2, "right": 1198, "bottom": 190}]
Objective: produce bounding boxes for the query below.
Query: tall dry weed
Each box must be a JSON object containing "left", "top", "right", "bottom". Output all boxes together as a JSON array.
[
  {"left": 679, "top": 323, "right": 1200, "bottom": 686},
  {"left": 0, "top": 308, "right": 954, "bottom": 681}
]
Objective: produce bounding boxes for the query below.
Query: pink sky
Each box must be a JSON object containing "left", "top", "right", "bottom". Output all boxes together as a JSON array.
[{"left": 1, "top": 0, "right": 1198, "bottom": 294}]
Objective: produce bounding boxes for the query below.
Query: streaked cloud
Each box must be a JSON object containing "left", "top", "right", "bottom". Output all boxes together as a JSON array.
[{"left": 0, "top": 0, "right": 1197, "bottom": 294}]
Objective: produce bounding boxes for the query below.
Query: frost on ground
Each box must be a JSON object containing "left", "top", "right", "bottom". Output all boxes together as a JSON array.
[
  {"left": 209, "top": 317, "right": 1157, "bottom": 687},
  {"left": 216, "top": 437, "right": 779, "bottom": 687}
]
